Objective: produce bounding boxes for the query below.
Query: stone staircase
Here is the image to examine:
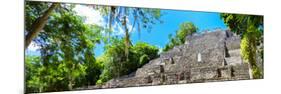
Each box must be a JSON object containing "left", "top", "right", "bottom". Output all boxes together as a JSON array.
[{"left": 225, "top": 49, "right": 243, "bottom": 65}]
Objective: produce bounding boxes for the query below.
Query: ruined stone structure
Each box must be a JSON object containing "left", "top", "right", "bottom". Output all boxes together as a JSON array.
[{"left": 80, "top": 29, "right": 251, "bottom": 89}]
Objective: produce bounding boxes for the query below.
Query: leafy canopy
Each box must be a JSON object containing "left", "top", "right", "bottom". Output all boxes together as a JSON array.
[
  {"left": 220, "top": 13, "right": 263, "bottom": 79},
  {"left": 96, "top": 38, "right": 159, "bottom": 85},
  {"left": 163, "top": 22, "right": 197, "bottom": 51},
  {"left": 25, "top": 3, "right": 103, "bottom": 92}
]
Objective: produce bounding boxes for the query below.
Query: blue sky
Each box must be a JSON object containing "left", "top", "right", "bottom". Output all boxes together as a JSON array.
[
  {"left": 26, "top": 6, "right": 228, "bottom": 57},
  {"left": 94, "top": 9, "right": 227, "bottom": 57}
]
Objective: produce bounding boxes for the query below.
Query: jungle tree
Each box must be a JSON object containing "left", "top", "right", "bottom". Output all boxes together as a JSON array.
[
  {"left": 163, "top": 22, "right": 197, "bottom": 51},
  {"left": 95, "top": 6, "right": 162, "bottom": 61},
  {"left": 220, "top": 13, "right": 263, "bottom": 79},
  {"left": 25, "top": 2, "right": 103, "bottom": 92}
]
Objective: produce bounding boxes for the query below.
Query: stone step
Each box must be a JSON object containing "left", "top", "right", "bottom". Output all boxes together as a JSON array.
[
  {"left": 225, "top": 49, "right": 243, "bottom": 65},
  {"left": 225, "top": 56, "right": 242, "bottom": 65},
  {"left": 227, "top": 49, "right": 241, "bottom": 57}
]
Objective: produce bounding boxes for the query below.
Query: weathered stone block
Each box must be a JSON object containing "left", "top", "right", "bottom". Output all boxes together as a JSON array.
[
  {"left": 226, "top": 37, "right": 241, "bottom": 50},
  {"left": 218, "top": 67, "right": 232, "bottom": 79},
  {"left": 190, "top": 67, "right": 218, "bottom": 81},
  {"left": 231, "top": 64, "right": 250, "bottom": 79},
  {"left": 165, "top": 73, "right": 178, "bottom": 84}
]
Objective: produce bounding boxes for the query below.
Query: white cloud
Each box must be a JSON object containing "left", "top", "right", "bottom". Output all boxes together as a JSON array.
[
  {"left": 111, "top": 17, "right": 134, "bottom": 36},
  {"left": 73, "top": 5, "right": 105, "bottom": 26},
  {"left": 112, "top": 21, "right": 125, "bottom": 36},
  {"left": 27, "top": 41, "right": 41, "bottom": 52},
  {"left": 74, "top": 5, "right": 135, "bottom": 36}
]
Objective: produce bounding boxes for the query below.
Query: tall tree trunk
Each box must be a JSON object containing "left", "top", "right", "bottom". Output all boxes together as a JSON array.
[
  {"left": 68, "top": 76, "right": 73, "bottom": 90},
  {"left": 248, "top": 63, "right": 254, "bottom": 79},
  {"left": 68, "top": 62, "right": 75, "bottom": 90},
  {"left": 124, "top": 26, "right": 130, "bottom": 61},
  {"left": 242, "top": 31, "right": 258, "bottom": 79},
  {"left": 122, "top": 8, "right": 130, "bottom": 62},
  {"left": 25, "top": 3, "right": 59, "bottom": 50}
]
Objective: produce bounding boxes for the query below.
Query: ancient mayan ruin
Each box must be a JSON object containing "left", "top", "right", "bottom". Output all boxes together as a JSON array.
[{"left": 80, "top": 29, "right": 253, "bottom": 89}]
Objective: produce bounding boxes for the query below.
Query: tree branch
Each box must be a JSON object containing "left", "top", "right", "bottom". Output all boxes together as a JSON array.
[{"left": 25, "top": 3, "right": 59, "bottom": 50}]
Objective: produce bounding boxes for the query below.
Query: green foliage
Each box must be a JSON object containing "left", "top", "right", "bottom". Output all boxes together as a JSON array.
[
  {"left": 241, "top": 25, "right": 258, "bottom": 63},
  {"left": 25, "top": 2, "right": 50, "bottom": 33},
  {"left": 139, "top": 54, "right": 149, "bottom": 67},
  {"left": 163, "top": 22, "right": 197, "bottom": 51},
  {"left": 26, "top": 2, "right": 160, "bottom": 93},
  {"left": 25, "top": 56, "right": 46, "bottom": 93},
  {"left": 221, "top": 13, "right": 263, "bottom": 79},
  {"left": 252, "top": 65, "right": 262, "bottom": 79},
  {"left": 96, "top": 6, "right": 162, "bottom": 61},
  {"left": 220, "top": 13, "right": 263, "bottom": 35},
  {"left": 133, "top": 42, "right": 159, "bottom": 67},
  {"left": 96, "top": 38, "right": 159, "bottom": 84},
  {"left": 25, "top": 3, "right": 103, "bottom": 93},
  {"left": 240, "top": 25, "right": 262, "bottom": 79},
  {"left": 41, "top": 7, "right": 102, "bottom": 90}
]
